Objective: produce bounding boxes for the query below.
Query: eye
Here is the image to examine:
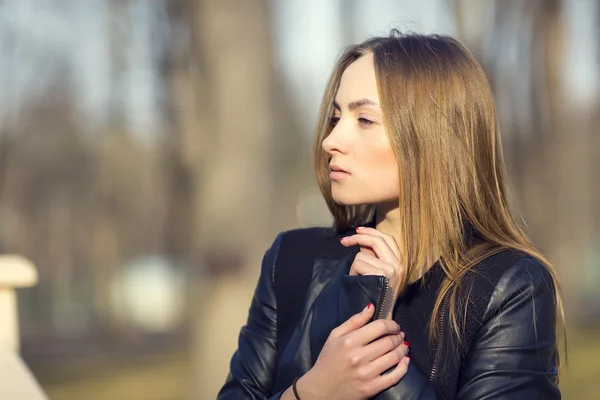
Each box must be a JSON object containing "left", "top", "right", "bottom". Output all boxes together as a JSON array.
[
  {"left": 358, "top": 117, "right": 374, "bottom": 126},
  {"left": 329, "top": 116, "right": 340, "bottom": 127}
]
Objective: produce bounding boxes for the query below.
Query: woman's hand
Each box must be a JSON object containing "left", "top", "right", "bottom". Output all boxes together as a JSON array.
[
  {"left": 287, "top": 303, "right": 410, "bottom": 400},
  {"left": 340, "top": 227, "right": 404, "bottom": 302}
]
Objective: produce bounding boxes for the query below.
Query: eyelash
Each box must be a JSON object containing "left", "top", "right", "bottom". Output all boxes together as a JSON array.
[
  {"left": 329, "top": 116, "right": 374, "bottom": 127},
  {"left": 358, "top": 117, "right": 374, "bottom": 126}
]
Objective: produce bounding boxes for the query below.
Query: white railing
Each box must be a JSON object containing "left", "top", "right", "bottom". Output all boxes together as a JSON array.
[{"left": 0, "top": 255, "right": 48, "bottom": 399}]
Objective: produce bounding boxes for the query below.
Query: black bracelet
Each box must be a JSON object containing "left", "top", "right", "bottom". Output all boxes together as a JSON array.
[{"left": 292, "top": 377, "right": 302, "bottom": 400}]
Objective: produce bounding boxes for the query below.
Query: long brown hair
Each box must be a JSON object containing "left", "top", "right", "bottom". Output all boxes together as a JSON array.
[{"left": 314, "top": 31, "right": 566, "bottom": 370}]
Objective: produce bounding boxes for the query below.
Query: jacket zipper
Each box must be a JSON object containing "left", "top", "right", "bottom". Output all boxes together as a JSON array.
[
  {"left": 429, "top": 293, "right": 449, "bottom": 382},
  {"left": 375, "top": 277, "right": 393, "bottom": 320}
]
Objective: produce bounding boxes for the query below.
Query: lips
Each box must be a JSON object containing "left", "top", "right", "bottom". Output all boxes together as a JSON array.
[
  {"left": 329, "top": 164, "right": 350, "bottom": 180},
  {"left": 329, "top": 164, "right": 348, "bottom": 173}
]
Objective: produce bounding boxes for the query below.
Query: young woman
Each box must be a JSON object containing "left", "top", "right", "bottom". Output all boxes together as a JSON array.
[{"left": 218, "top": 32, "right": 564, "bottom": 400}]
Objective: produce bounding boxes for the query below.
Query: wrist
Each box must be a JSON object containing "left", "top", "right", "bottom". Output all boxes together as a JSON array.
[{"left": 294, "top": 370, "right": 325, "bottom": 400}]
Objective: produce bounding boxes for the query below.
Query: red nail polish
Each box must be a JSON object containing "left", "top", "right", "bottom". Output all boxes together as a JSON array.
[
  {"left": 340, "top": 237, "right": 345, "bottom": 242},
  {"left": 404, "top": 341, "right": 410, "bottom": 347},
  {"left": 367, "top": 303, "right": 373, "bottom": 310}
]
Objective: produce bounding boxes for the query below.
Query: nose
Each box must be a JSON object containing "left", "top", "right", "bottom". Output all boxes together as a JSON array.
[{"left": 322, "top": 124, "right": 346, "bottom": 156}]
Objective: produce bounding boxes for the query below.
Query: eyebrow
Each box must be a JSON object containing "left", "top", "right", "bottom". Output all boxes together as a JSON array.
[{"left": 332, "top": 98, "right": 380, "bottom": 111}]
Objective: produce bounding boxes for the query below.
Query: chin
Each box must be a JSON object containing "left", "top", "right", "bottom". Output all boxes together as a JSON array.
[
  {"left": 331, "top": 188, "right": 397, "bottom": 208},
  {"left": 331, "top": 190, "right": 367, "bottom": 206}
]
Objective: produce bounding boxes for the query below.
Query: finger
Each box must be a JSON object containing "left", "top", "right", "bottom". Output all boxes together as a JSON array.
[
  {"left": 353, "top": 252, "right": 396, "bottom": 278},
  {"left": 329, "top": 303, "right": 374, "bottom": 338},
  {"left": 358, "top": 333, "right": 405, "bottom": 363},
  {"left": 340, "top": 234, "right": 397, "bottom": 265},
  {"left": 358, "top": 246, "right": 376, "bottom": 257},
  {"left": 356, "top": 227, "right": 400, "bottom": 259},
  {"left": 370, "top": 355, "right": 410, "bottom": 393},
  {"left": 347, "top": 319, "right": 401, "bottom": 346},
  {"left": 366, "top": 342, "right": 409, "bottom": 377},
  {"left": 350, "top": 257, "right": 387, "bottom": 277}
]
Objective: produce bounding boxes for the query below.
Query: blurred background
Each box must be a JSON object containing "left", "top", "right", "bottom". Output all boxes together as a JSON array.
[{"left": 0, "top": 0, "right": 598, "bottom": 399}]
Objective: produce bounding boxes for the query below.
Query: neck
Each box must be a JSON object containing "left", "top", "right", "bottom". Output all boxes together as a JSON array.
[
  {"left": 374, "top": 202, "right": 439, "bottom": 281},
  {"left": 375, "top": 202, "right": 402, "bottom": 252}
]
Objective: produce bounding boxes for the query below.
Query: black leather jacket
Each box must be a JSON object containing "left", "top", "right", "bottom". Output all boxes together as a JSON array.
[{"left": 218, "top": 229, "right": 560, "bottom": 399}]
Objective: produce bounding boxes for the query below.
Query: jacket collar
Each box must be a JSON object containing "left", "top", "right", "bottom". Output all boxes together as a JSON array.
[{"left": 319, "top": 214, "right": 378, "bottom": 260}]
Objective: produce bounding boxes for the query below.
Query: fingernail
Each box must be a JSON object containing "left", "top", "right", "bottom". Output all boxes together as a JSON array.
[
  {"left": 404, "top": 356, "right": 410, "bottom": 365},
  {"left": 340, "top": 237, "right": 346, "bottom": 242},
  {"left": 400, "top": 331, "right": 406, "bottom": 339},
  {"left": 363, "top": 303, "right": 373, "bottom": 312},
  {"left": 396, "top": 323, "right": 401, "bottom": 332},
  {"left": 404, "top": 341, "right": 410, "bottom": 348},
  {"left": 356, "top": 226, "right": 364, "bottom": 230}
]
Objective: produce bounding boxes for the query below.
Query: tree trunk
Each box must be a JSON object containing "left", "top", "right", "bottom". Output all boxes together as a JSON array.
[{"left": 168, "top": 1, "right": 277, "bottom": 398}]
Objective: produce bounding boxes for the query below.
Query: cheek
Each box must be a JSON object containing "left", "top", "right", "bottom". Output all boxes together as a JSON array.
[
  {"left": 365, "top": 145, "right": 399, "bottom": 190},
  {"left": 329, "top": 131, "right": 400, "bottom": 205}
]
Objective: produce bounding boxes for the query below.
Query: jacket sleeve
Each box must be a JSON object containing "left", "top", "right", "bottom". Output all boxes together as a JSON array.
[
  {"left": 456, "top": 258, "right": 561, "bottom": 399},
  {"left": 217, "top": 233, "right": 287, "bottom": 400}
]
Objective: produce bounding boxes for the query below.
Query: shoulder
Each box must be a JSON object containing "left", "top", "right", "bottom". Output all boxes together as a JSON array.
[
  {"left": 450, "top": 249, "right": 558, "bottom": 355},
  {"left": 470, "top": 249, "right": 555, "bottom": 295},
  {"left": 488, "top": 252, "right": 556, "bottom": 309},
  {"left": 467, "top": 249, "right": 557, "bottom": 320}
]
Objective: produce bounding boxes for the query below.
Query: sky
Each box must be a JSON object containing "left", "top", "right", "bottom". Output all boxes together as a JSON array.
[
  {"left": 271, "top": 0, "right": 457, "bottom": 128},
  {"left": 0, "top": 0, "right": 597, "bottom": 142},
  {"left": 271, "top": 0, "right": 599, "bottom": 129}
]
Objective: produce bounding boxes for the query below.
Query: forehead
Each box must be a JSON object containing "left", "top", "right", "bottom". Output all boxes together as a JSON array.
[{"left": 336, "top": 53, "right": 380, "bottom": 102}]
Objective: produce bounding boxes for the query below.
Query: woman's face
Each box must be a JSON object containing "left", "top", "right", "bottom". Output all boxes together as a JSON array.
[{"left": 322, "top": 53, "right": 400, "bottom": 206}]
